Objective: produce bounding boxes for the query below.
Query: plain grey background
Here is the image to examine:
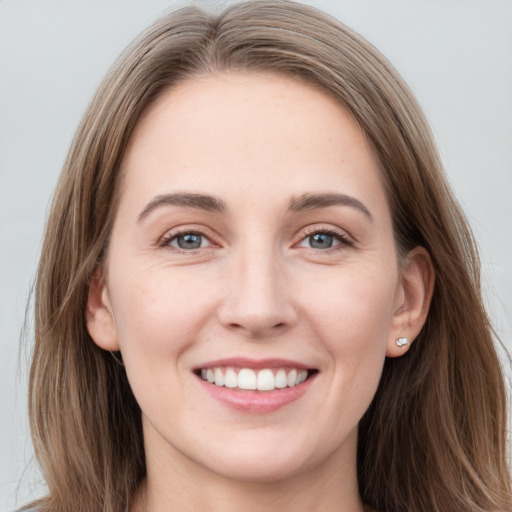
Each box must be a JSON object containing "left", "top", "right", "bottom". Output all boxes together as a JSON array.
[{"left": 1, "top": 1, "right": 511, "bottom": 509}]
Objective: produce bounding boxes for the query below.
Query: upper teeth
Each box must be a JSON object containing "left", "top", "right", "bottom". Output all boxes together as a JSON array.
[{"left": 200, "top": 367, "right": 308, "bottom": 391}]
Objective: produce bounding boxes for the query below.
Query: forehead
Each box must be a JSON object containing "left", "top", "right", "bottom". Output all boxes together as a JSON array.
[{"left": 119, "top": 71, "right": 387, "bottom": 215}]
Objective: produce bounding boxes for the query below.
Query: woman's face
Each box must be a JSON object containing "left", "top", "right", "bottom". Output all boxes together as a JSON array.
[{"left": 89, "top": 72, "right": 421, "bottom": 483}]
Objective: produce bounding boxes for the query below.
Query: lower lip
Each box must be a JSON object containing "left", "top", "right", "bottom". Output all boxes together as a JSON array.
[{"left": 197, "top": 373, "right": 317, "bottom": 413}]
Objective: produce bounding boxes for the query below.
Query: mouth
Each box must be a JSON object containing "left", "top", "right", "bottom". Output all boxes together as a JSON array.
[
  {"left": 194, "top": 366, "right": 317, "bottom": 392},
  {"left": 194, "top": 361, "right": 318, "bottom": 413}
]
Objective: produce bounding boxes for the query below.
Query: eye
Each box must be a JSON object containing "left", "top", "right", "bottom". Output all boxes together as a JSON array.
[
  {"left": 300, "top": 232, "right": 337, "bottom": 249},
  {"left": 298, "top": 229, "right": 352, "bottom": 250},
  {"left": 166, "top": 232, "right": 211, "bottom": 250}
]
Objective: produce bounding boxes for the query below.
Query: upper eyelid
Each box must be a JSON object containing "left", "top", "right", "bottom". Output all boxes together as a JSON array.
[
  {"left": 297, "top": 224, "right": 354, "bottom": 243},
  {"left": 301, "top": 226, "right": 346, "bottom": 236}
]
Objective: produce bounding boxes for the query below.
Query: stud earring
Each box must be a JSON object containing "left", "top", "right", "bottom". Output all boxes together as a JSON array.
[{"left": 395, "top": 337, "right": 409, "bottom": 347}]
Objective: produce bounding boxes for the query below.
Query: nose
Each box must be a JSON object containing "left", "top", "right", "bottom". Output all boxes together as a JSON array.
[{"left": 217, "top": 248, "right": 298, "bottom": 338}]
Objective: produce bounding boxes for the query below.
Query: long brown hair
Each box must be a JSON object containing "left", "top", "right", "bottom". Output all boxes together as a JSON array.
[{"left": 26, "top": 1, "right": 511, "bottom": 511}]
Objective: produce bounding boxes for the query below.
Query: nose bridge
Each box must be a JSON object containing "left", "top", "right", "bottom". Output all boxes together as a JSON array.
[{"left": 219, "top": 235, "right": 296, "bottom": 336}]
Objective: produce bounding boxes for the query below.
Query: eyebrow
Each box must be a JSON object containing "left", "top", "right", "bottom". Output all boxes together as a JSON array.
[
  {"left": 137, "top": 191, "right": 373, "bottom": 222},
  {"left": 288, "top": 192, "right": 373, "bottom": 220},
  {"left": 137, "top": 192, "right": 226, "bottom": 221}
]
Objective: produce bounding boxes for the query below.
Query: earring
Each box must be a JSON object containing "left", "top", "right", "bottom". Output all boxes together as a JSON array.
[{"left": 395, "top": 337, "right": 409, "bottom": 347}]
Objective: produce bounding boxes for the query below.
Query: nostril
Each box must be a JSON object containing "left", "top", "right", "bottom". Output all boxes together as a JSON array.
[{"left": 227, "top": 321, "right": 287, "bottom": 334}]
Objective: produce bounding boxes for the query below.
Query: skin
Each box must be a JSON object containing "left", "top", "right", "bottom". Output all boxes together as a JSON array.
[{"left": 87, "top": 72, "right": 433, "bottom": 512}]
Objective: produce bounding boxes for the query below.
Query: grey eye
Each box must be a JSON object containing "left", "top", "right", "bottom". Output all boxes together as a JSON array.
[
  {"left": 308, "top": 233, "right": 334, "bottom": 249},
  {"left": 171, "top": 233, "right": 208, "bottom": 250}
]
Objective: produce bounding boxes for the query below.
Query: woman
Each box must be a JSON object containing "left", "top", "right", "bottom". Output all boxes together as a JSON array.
[{"left": 22, "top": 1, "right": 511, "bottom": 511}]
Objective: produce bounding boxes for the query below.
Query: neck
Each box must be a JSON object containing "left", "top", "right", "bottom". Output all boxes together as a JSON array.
[{"left": 132, "top": 428, "right": 365, "bottom": 512}]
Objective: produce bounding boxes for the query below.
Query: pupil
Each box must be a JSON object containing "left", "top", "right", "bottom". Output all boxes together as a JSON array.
[
  {"left": 310, "top": 233, "right": 333, "bottom": 249},
  {"left": 178, "top": 234, "right": 201, "bottom": 249}
]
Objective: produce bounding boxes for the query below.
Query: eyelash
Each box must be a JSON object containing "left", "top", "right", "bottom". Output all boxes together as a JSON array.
[
  {"left": 158, "top": 229, "right": 214, "bottom": 251},
  {"left": 300, "top": 227, "right": 354, "bottom": 251},
  {"left": 158, "top": 227, "right": 354, "bottom": 252}
]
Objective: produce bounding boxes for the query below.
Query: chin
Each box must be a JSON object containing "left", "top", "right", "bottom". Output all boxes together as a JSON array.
[
  {"left": 192, "top": 428, "right": 349, "bottom": 485},
  {"left": 205, "top": 451, "right": 316, "bottom": 484}
]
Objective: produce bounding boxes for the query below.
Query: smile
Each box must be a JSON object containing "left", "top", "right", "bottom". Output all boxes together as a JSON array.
[
  {"left": 199, "top": 367, "right": 309, "bottom": 391},
  {"left": 194, "top": 359, "right": 318, "bottom": 413}
]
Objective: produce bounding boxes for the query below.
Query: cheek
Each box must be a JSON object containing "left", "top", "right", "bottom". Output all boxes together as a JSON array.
[
  {"left": 302, "top": 261, "right": 398, "bottom": 341},
  {"left": 107, "top": 266, "right": 217, "bottom": 361},
  {"left": 105, "top": 266, "right": 222, "bottom": 418},
  {"left": 300, "top": 262, "right": 398, "bottom": 393}
]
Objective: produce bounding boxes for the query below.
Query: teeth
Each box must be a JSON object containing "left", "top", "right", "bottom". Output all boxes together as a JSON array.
[
  {"left": 238, "top": 369, "right": 257, "bottom": 390},
  {"left": 214, "top": 368, "right": 224, "bottom": 387},
  {"left": 275, "top": 369, "right": 288, "bottom": 388},
  {"left": 224, "top": 368, "right": 238, "bottom": 388},
  {"left": 287, "top": 369, "right": 297, "bottom": 387},
  {"left": 257, "top": 369, "right": 275, "bottom": 391},
  {"left": 199, "top": 367, "right": 310, "bottom": 391}
]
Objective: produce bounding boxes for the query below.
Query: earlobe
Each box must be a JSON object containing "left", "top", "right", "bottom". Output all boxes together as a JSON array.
[
  {"left": 386, "top": 246, "right": 435, "bottom": 357},
  {"left": 86, "top": 267, "right": 119, "bottom": 351}
]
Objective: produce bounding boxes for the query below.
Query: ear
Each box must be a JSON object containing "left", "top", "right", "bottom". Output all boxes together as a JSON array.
[
  {"left": 386, "top": 246, "right": 435, "bottom": 357},
  {"left": 86, "top": 267, "right": 119, "bottom": 351}
]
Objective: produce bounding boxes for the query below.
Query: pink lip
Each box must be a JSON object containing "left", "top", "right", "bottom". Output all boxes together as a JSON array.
[
  {"left": 194, "top": 357, "right": 311, "bottom": 371},
  {"left": 193, "top": 358, "right": 318, "bottom": 414}
]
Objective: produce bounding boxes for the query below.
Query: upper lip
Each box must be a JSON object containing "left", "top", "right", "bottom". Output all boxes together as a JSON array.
[{"left": 194, "top": 357, "right": 314, "bottom": 370}]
